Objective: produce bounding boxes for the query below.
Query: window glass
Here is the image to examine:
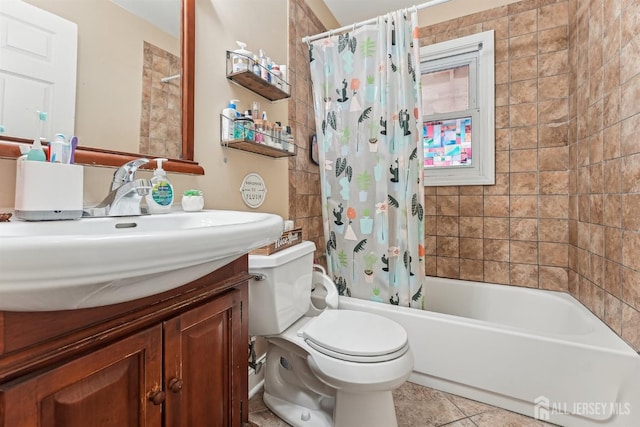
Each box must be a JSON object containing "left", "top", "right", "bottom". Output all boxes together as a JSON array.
[
  {"left": 421, "top": 65, "right": 469, "bottom": 115},
  {"left": 423, "top": 117, "right": 473, "bottom": 168}
]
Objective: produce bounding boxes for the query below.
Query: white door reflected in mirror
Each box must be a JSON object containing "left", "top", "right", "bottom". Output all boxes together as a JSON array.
[{"left": 0, "top": 0, "right": 77, "bottom": 140}]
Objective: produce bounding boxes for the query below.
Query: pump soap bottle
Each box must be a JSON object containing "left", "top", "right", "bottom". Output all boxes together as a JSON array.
[{"left": 146, "top": 158, "right": 174, "bottom": 214}]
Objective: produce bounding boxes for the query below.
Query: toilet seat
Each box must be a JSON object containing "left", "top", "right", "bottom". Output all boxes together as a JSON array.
[{"left": 300, "top": 310, "right": 409, "bottom": 363}]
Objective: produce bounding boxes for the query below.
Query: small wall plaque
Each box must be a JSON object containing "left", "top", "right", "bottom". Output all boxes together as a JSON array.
[{"left": 240, "top": 173, "right": 267, "bottom": 208}]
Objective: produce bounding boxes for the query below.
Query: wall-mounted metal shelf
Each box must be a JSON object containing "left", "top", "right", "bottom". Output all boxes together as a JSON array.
[
  {"left": 220, "top": 114, "right": 295, "bottom": 160},
  {"left": 225, "top": 51, "right": 290, "bottom": 101},
  {"left": 222, "top": 139, "right": 295, "bottom": 158}
]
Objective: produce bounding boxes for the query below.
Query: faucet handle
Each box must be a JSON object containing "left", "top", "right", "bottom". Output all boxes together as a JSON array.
[{"left": 112, "top": 158, "right": 149, "bottom": 190}]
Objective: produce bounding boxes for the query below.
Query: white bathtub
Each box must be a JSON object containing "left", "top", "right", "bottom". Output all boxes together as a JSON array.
[{"left": 337, "top": 277, "right": 640, "bottom": 427}]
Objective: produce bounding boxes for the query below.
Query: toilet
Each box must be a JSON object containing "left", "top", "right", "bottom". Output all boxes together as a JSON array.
[{"left": 248, "top": 241, "right": 414, "bottom": 427}]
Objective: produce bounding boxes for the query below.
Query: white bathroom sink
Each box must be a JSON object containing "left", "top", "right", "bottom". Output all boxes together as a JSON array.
[{"left": 0, "top": 210, "right": 283, "bottom": 311}]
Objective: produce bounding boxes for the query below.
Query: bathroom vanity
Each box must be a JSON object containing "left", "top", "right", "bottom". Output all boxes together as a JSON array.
[{"left": 0, "top": 256, "right": 250, "bottom": 426}]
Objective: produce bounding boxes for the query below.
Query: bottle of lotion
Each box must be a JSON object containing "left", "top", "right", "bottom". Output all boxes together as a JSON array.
[{"left": 146, "top": 158, "right": 174, "bottom": 214}]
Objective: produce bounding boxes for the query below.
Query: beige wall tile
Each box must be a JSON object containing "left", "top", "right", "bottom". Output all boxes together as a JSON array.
[
  {"left": 539, "top": 122, "right": 569, "bottom": 147},
  {"left": 511, "top": 263, "right": 539, "bottom": 287},
  {"left": 538, "top": 2, "right": 569, "bottom": 30},
  {"left": 511, "top": 172, "right": 539, "bottom": 194},
  {"left": 484, "top": 261, "right": 510, "bottom": 284},
  {"left": 622, "top": 194, "right": 640, "bottom": 231},
  {"left": 510, "top": 79, "right": 538, "bottom": 104},
  {"left": 620, "top": 114, "right": 640, "bottom": 156},
  {"left": 510, "top": 33, "right": 539, "bottom": 58},
  {"left": 510, "top": 240, "right": 539, "bottom": 263},
  {"left": 460, "top": 216, "right": 484, "bottom": 238},
  {"left": 539, "top": 242, "right": 569, "bottom": 266},
  {"left": 538, "top": 50, "right": 569, "bottom": 76},
  {"left": 540, "top": 195, "right": 569, "bottom": 218},
  {"left": 511, "top": 126, "right": 538, "bottom": 149},
  {"left": 539, "top": 146, "right": 569, "bottom": 170},
  {"left": 540, "top": 265, "right": 569, "bottom": 291},
  {"left": 510, "top": 9, "right": 538, "bottom": 36},
  {"left": 437, "top": 236, "right": 460, "bottom": 257},
  {"left": 605, "top": 226, "right": 623, "bottom": 264},
  {"left": 510, "top": 103, "right": 539, "bottom": 126},
  {"left": 484, "top": 196, "right": 510, "bottom": 217},
  {"left": 603, "top": 194, "right": 621, "bottom": 227},
  {"left": 510, "top": 218, "right": 539, "bottom": 240},
  {"left": 623, "top": 230, "right": 640, "bottom": 271},
  {"left": 437, "top": 216, "right": 460, "bottom": 236},
  {"left": 510, "top": 148, "right": 539, "bottom": 172},
  {"left": 540, "top": 170, "right": 569, "bottom": 194},
  {"left": 460, "top": 238, "right": 484, "bottom": 260},
  {"left": 510, "top": 56, "right": 538, "bottom": 81},
  {"left": 539, "top": 26, "right": 568, "bottom": 53},
  {"left": 605, "top": 259, "right": 623, "bottom": 298},
  {"left": 621, "top": 303, "right": 640, "bottom": 351},
  {"left": 484, "top": 173, "right": 511, "bottom": 195},
  {"left": 436, "top": 195, "right": 460, "bottom": 216},
  {"left": 485, "top": 217, "right": 510, "bottom": 239},
  {"left": 437, "top": 257, "right": 460, "bottom": 279},
  {"left": 460, "top": 259, "right": 484, "bottom": 281},
  {"left": 539, "top": 74, "right": 570, "bottom": 100},
  {"left": 604, "top": 292, "right": 623, "bottom": 335},
  {"left": 622, "top": 266, "right": 640, "bottom": 310},
  {"left": 460, "top": 196, "right": 484, "bottom": 216},
  {"left": 510, "top": 195, "right": 539, "bottom": 217},
  {"left": 484, "top": 239, "right": 510, "bottom": 261}
]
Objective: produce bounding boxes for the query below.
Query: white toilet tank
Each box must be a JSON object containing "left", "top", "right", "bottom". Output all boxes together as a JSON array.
[{"left": 248, "top": 241, "right": 316, "bottom": 336}]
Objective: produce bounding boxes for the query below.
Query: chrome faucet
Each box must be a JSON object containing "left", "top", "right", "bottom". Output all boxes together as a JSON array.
[{"left": 84, "top": 158, "right": 152, "bottom": 217}]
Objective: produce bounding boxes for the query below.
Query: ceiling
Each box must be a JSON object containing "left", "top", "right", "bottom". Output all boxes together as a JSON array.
[
  {"left": 110, "top": 0, "right": 180, "bottom": 38},
  {"left": 323, "top": 0, "right": 436, "bottom": 26}
]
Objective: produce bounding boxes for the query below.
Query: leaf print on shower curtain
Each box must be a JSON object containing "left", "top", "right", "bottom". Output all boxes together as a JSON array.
[{"left": 309, "top": 10, "right": 426, "bottom": 309}]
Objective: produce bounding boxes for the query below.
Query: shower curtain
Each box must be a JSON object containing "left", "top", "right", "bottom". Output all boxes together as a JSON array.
[{"left": 309, "top": 10, "right": 425, "bottom": 309}]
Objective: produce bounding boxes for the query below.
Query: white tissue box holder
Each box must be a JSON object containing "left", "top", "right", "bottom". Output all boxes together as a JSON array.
[{"left": 15, "top": 161, "right": 84, "bottom": 221}]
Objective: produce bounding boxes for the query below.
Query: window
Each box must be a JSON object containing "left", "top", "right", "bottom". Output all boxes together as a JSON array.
[{"left": 420, "top": 30, "right": 495, "bottom": 186}]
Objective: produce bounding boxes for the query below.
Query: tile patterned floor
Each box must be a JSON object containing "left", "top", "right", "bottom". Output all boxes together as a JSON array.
[{"left": 248, "top": 381, "right": 556, "bottom": 427}]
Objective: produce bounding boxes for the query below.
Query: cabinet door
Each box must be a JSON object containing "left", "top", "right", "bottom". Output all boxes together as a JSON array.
[
  {"left": 164, "top": 287, "right": 247, "bottom": 427},
  {"left": 0, "top": 325, "right": 163, "bottom": 427}
]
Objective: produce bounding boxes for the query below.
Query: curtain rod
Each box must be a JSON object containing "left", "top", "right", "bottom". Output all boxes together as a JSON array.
[{"left": 302, "top": 0, "right": 452, "bottom": 45}]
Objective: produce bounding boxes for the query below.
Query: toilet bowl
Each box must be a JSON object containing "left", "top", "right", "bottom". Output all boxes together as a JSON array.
[{"left": 249, "top": 241, "right": 414, "bottom": 427}]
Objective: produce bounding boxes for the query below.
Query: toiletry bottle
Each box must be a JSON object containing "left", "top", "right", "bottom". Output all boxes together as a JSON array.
[
  {"left": 222, "top": 100, "right": 239, "bottom": 141},
  {"left": 146, "top": 158, "right": 174, "bottom": 214},
  {"left": 259, "top": 50, "right": 269, "bottom": 81},
  {"left": 252, "top": 55, "right": 260, "bottom": 76},
  {"left": 49, "top": 133, "right": 69, "bottom": 163},
  {"left": 231, "top": 41, "right": 252, "bottom": 73}
]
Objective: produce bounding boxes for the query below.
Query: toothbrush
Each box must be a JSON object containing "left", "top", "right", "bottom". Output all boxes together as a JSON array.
[{"left": 69, "top": 136, "right": 78, "bottom": 163}]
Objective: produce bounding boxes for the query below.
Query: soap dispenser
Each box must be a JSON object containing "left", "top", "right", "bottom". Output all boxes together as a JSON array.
[{"left": 146, "top": 158, "right": 174, "bottom": 214}]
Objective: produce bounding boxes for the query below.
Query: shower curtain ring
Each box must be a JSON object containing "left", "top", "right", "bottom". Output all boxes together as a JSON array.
[{"left": 352, "top": 22, "right": 356, "bottom": 33}]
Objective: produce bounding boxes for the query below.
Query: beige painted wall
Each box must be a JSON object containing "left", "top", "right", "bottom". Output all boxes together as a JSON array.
[{"left": 1, "top": 0, "right": 289, "bottom": 219}]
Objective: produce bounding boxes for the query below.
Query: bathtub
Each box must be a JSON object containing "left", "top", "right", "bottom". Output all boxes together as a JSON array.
[{"left": 337, "top": 277, "right": 640, "bottom": 427}]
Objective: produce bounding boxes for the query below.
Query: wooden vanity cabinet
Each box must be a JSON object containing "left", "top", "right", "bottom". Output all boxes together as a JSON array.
[{"left": 0, "top": 256, "right": 250, "bottom": 427}]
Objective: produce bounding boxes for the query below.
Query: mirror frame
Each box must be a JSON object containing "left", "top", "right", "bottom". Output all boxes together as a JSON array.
[{"left": 0, "top": 0, "right": 202, "bottom": 175}]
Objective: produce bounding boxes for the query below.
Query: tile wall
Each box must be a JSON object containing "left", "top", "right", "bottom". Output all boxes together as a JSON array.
[
  {"left": 290, "top": 0, "right": 640, "bottom": 351},
  {"left": 288, "top": 0, "right": 326, "bottom": 263},
  {"left": 139, "top": 42, "right": 183, "bottom": 159},
  {"left": 568, "top": 0, "right": 640, "bottom": 350}
]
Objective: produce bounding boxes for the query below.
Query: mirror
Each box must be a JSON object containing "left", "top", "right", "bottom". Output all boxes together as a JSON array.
[{"left": 0, "top": 0, "right": 198, "bottom": 174}]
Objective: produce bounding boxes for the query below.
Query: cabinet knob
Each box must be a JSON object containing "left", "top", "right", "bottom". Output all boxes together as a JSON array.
[
  {"left": 168, "top": 377, "right": 183, "bottom": 393},
  {"left": 148, "top": 388, "right": 166, "bottom": 405}
]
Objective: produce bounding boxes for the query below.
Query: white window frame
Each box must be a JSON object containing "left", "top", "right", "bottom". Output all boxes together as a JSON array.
[{"left": 420, "top": 30, "right": 495, "bottom": 186}]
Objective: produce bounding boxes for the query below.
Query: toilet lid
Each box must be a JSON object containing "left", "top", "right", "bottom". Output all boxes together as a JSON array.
[{"left": 301, "top": 310, "right": 409, "bottom": 363}]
